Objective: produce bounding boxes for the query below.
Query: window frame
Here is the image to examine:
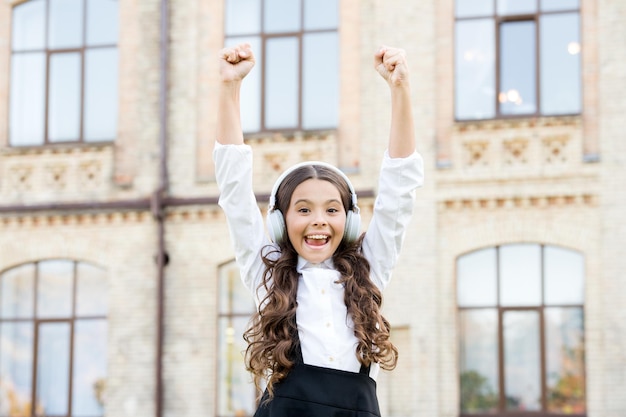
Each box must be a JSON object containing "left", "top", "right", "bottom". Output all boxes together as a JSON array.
[
  {"left": 454, "top": 1, "right": 582, "bottom": 121},
  {"left": 215, "top": 261, "right": 257, "bottom": 417},
  {"left": 223, "top": 0, "right": 339, "bottom": 135},
  {"left": 457, "top": 244, "right": 586, "bottom": 417},
  {"left": 9, "top": 0, "right": 119, "bottom": 147},
  {"left": 0, "top": 259, "right": 108, "bottom": 417}
]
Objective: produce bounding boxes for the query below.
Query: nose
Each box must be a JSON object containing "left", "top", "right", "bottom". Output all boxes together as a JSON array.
[{"left": 312, "top": 211, "right": 328, "bottom": 226}]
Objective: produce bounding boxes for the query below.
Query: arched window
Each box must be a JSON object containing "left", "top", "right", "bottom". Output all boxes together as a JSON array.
[
  {"left": 216, "top": 261, "right": 256, "bottom": 417},
  {"left": 457, "top": 244, "right": 585, "bottom": 416},
  {"left": 0, "top": 260, "right": 108, "bottom": 416},
  {"left": 10, "top": 0, "right": 119, "bottom": 146}
]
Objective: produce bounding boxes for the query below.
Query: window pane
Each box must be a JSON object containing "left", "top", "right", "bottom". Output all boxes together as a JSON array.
[
  {"left": 87, "top": 0, "right": 119, "bottom": 45},
  {"left": 457, "top": 248, "right": 497, "bottom": 307},
  {"left": 264, "top": 0, "right": 301, "bottom": 33},
  {"left": 545, "top": 307, "right": 585, "bottom": 413},
  {"left": 540, "top": 13, "right": 581, "bottom": 115},
  {"left": 499, "top": 244, "right": 541, "bottom": 306},
  {"left": 84, "top": 48, "right": 119, "bottom": 141},
  {"left": 304, "top": 0, "right": 338, "bottom": 30},
  {"left": 48, "top": 0, "right": 84, "bottom": 49},
  {"left": 499, "top": 21, "right": 537, "bottom": 115},
  {"left": 497, "top": 0, "right": 538, "bottom": 15},
  {"left": 265, "top": 37, "right": 299, "bottom": 129},
  {"left": 12, "top": 0, "right": 45, "bottom": 50},
  {"left": 219, "top": 265, "right": 253, "bottom": 315},
  {"left": 10, "top": 52, "right": 46, "bottom": 146},
  {"left": 541, "top": 0, "right": 579, "bottom": 11},
  {"left": 459, "top": 310, "right": 499, "bottom": 413},
  {"left": 225, "top": 36, "right": 262, "bottom": 132},
  {"left": 503, "top": 310, "right": 541, "bottom": 411},
  {"left": 36, "top": 322, "right": 70, "bottom": 415},
  {"left": 1, "top": 264, "right": 35, "bottom": 319},
  {"left": 455, "top": 19, "right": 495, "bottom": 120},
  {"left": 225, "top": 0, "right": 260, "bottom": 36},
  {"left": 76, "top": 263, "right": 108, "bottom": 316},
  {"left": 303, "top": 33, "right": 338, "bottom": 129},
  {"left": 37, "top": 260, "right": 74, "bottom": 318},
  {"left": 544, "top": 245, "right": 584, "bottom": 305},
  {"left": 48, "top": 52, "right": 82, "bottom": 142},
  {"left": 0, "top": 322, "right": 34, "bottom": 415},
  {"left": 218, "top": 317, "right": 256, "bottom": 417},
  {"left": 455, "top": 0, "right": 494, "bottom": 18},
  {"left": 73, "top": 320, "right": 107, "bottom": 414}
]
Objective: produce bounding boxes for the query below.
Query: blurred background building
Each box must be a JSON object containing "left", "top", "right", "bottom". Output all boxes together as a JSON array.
[{"left": 0, "top": 0, "right": 624, "bottom": 416}]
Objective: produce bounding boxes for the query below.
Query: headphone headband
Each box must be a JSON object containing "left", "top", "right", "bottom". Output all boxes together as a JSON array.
[{"left": 268, "top": 161, "right": 359, "bottom": 213}]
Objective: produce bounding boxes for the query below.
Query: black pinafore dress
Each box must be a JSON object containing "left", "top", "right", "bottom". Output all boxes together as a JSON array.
[{"left": 253, "top": 338, "right": 381, "bottom": 417}]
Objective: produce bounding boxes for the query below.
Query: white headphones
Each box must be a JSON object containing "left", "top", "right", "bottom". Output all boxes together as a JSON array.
[{"left": 266, "top": 161, "right": 361, "bottom": 244}]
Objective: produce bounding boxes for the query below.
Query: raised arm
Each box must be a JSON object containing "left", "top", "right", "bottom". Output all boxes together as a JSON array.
[
  {"left": 216, "top": 43, "right": 255, "bottom": 145},
  {"left": 374, "top": 46, "right": 415, "bottom": 158},
  {"left": 214, "top": 44, "right": 269, "bottom": 296}
]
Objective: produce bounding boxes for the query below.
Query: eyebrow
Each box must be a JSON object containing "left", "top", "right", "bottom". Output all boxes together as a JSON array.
[{"left": 293, "top": 198, "right": 342, "bottom": 206}]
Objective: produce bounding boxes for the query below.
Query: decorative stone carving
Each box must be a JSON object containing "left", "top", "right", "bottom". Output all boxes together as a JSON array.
[
  {"left": 463, "top": 140, "right": 489, "bottom": 168},
  {"left": 543, "top": 134, "right": 569, "bottom": 164},
  {"left": 44, "top": 164, "right": 68, "bottom": 190},
  {"left": 8, "top": 164, "right": 33, "bottom": 192},
  {"left": 503, "top": 138, "right": 529, "bottom": 165},
  {"left": 78, "top": 160, "right": 103, "bottom": 190},
  {"left": 263, "top": 152, "right": 288, "bottom": 172}
]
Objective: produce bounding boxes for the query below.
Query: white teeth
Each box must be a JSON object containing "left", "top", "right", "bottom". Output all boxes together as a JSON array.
[{"left": 306, "top": 235, "right": 328, "bottom": 240}]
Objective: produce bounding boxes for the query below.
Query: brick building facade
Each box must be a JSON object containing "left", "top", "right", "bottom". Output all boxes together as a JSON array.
[{"left": 0, "top": 0, "right": 624, "bottom": 417}]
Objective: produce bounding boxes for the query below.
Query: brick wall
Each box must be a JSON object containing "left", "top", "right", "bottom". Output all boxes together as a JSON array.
[{"left": 0, "top": 0, "right": 624, "bottom": 416}]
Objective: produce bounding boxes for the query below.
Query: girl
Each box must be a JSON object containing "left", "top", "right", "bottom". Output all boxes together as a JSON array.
[{"left": 214, "top": 43, "right": 424, "bottom": 416}]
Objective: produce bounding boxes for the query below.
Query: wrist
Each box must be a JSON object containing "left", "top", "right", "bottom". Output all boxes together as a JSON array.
[
  {"left": 388, "top": 81, "right": 411, "bottom": 96},
  {"left": 220, "top": 78, "right": 244, "bottom": 89}
]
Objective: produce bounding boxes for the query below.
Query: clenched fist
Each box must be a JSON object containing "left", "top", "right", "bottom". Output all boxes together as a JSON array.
[{"left": 219, "top": 43, "right": 256, "bottom": 83}]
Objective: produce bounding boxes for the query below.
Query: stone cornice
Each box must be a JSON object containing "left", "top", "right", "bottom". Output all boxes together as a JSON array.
[{"left": 439, "top": 193, "right": 597, "bottom": 212}]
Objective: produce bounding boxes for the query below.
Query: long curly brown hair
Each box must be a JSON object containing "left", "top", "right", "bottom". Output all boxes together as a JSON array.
[{"left": 243, "top": 164, "right": 398, "bottom": 399}]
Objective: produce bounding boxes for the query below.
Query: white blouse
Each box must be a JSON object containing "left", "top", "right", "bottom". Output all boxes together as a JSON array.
[{"left": 214, "top": 142, "right": 424, "bottom": 379}]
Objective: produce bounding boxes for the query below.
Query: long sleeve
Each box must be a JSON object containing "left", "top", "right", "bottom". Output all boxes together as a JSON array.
[
  {"left": 213, "top": 142, "right": 271, "bottom": 295},
  {"left": 362, "top": 150, "right": 424, "bottom": 290}
]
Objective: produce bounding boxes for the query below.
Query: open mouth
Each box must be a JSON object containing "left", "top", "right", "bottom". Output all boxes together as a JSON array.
[{"left": 305, "top": 234, "right": 330, "bottom": 246}]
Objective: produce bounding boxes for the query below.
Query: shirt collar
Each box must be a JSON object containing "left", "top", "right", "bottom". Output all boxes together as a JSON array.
[{"left": 296, "top": 256, "right": 335, "bottom": 273}]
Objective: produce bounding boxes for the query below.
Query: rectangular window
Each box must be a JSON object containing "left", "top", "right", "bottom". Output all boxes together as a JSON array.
[
  {"left": 503, "top": 310, "right": 541, "bottom": 411},
  {"left": 37, "top": 322, "right": 72, "bottom": 415},
  {"left": 455, "top": 19, "right": 496, "bottom": 119},
  {"left": 544, "top": 307, "right": 585, "bottom": 413},
  {"left": 0, "top": 322, "right": 34, "bottom": 414},
  {"left": 499, "top": 21, "right": 537, "bottom": 115},
  {"left": 9, "top": 0, "right": 119, "bottom": 146},
  {"left": 454, "top": 0, "right": 581, "bottom": 120},
  {"left": 224, "top": 0, "right": 339, "bottom": 133},
  {"left": 459, "top": 310, "right": 499, "bottom": 413},
  {"left": 265, "top": 37, "right": 299, "bottom": 129},
  {"left": 540, "top": 13, "right": 581, "bottom": 115}
]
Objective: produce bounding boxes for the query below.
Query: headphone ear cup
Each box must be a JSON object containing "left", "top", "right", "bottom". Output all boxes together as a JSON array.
[
  {"left": 343, "top": 210, "right": 361, "bottom": 242},
  {"left": 266, "top": 209, "right": 286, "bottom": 243}
]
